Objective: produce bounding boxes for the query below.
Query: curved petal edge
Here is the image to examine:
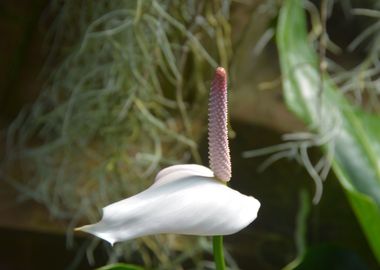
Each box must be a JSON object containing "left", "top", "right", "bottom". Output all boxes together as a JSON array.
[{"left": 76, "top": 164, "right": 260, "bottom": 245}]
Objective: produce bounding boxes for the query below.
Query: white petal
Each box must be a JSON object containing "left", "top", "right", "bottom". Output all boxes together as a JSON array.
[
  {"left": 153, "top": 164, "right": 214, "bottom": 186},
  {"left": 77, "top": 164, "right": 260, "bottom": 245}
]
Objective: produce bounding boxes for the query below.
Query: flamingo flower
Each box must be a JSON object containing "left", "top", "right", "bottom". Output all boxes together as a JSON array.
[{"left": 77, "top": 67, "right": 260, "bottom": 245}]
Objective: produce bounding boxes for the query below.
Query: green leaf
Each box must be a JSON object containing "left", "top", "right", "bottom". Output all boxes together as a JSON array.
[
  {"left": 277, "top": 0, "right": 380, "bottom": 264},
  {"left": 294, "top": 244, "right": 370, "bottom": 270},
  {"left": 96, "top": 263, "right": 145, "bottom": 270}
]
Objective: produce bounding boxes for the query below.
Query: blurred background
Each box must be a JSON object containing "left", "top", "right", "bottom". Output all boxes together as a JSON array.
[{"left": 0, "top": 0, "right": 379, "bottom": 269}]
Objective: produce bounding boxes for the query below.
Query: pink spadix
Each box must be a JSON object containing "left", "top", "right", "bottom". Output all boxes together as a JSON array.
[{"left": 208, "top": 67, "right": 231, "bottom": 182}]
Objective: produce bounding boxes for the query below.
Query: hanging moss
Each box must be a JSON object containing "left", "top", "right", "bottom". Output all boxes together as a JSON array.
[{"left": 2, "top": 0, "right": 232, "bottom": 267}]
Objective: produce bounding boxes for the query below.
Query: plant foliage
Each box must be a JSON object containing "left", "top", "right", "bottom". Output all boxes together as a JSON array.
[{"left": 277, "top": 0, "right": 380, "bottom": 263}]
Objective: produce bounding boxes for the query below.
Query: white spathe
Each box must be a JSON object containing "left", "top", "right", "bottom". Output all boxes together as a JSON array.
[{"left": 78, "top": 164, "right": 260, "bottom": 245}]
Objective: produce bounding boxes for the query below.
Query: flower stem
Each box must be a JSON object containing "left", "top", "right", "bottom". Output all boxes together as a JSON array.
[{"left": 213, "top": 235, "right": 226, "bottom": 270}]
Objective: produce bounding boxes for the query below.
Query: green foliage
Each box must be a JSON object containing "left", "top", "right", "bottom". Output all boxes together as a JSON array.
[
  {"left": 277, "top": 0, "right": 380, "bottom": 264},
  {"left": 97, "top": 263, "right": 144, "bottom": 270},
  {"left": 294, "top": 245, "right": 370, "bottom": 270}
]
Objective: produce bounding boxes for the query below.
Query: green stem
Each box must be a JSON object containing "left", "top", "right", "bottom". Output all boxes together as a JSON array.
[{"left": 213, "top": 235, "right": 226, "bottom": 270}]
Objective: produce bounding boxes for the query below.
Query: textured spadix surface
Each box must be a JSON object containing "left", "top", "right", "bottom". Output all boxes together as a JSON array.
[
  {"left": 208, "top": 67, "right": 231, "bottom": 182},
  {"left": 77, "top": 164, "right": 260, "bottom": 245}
]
